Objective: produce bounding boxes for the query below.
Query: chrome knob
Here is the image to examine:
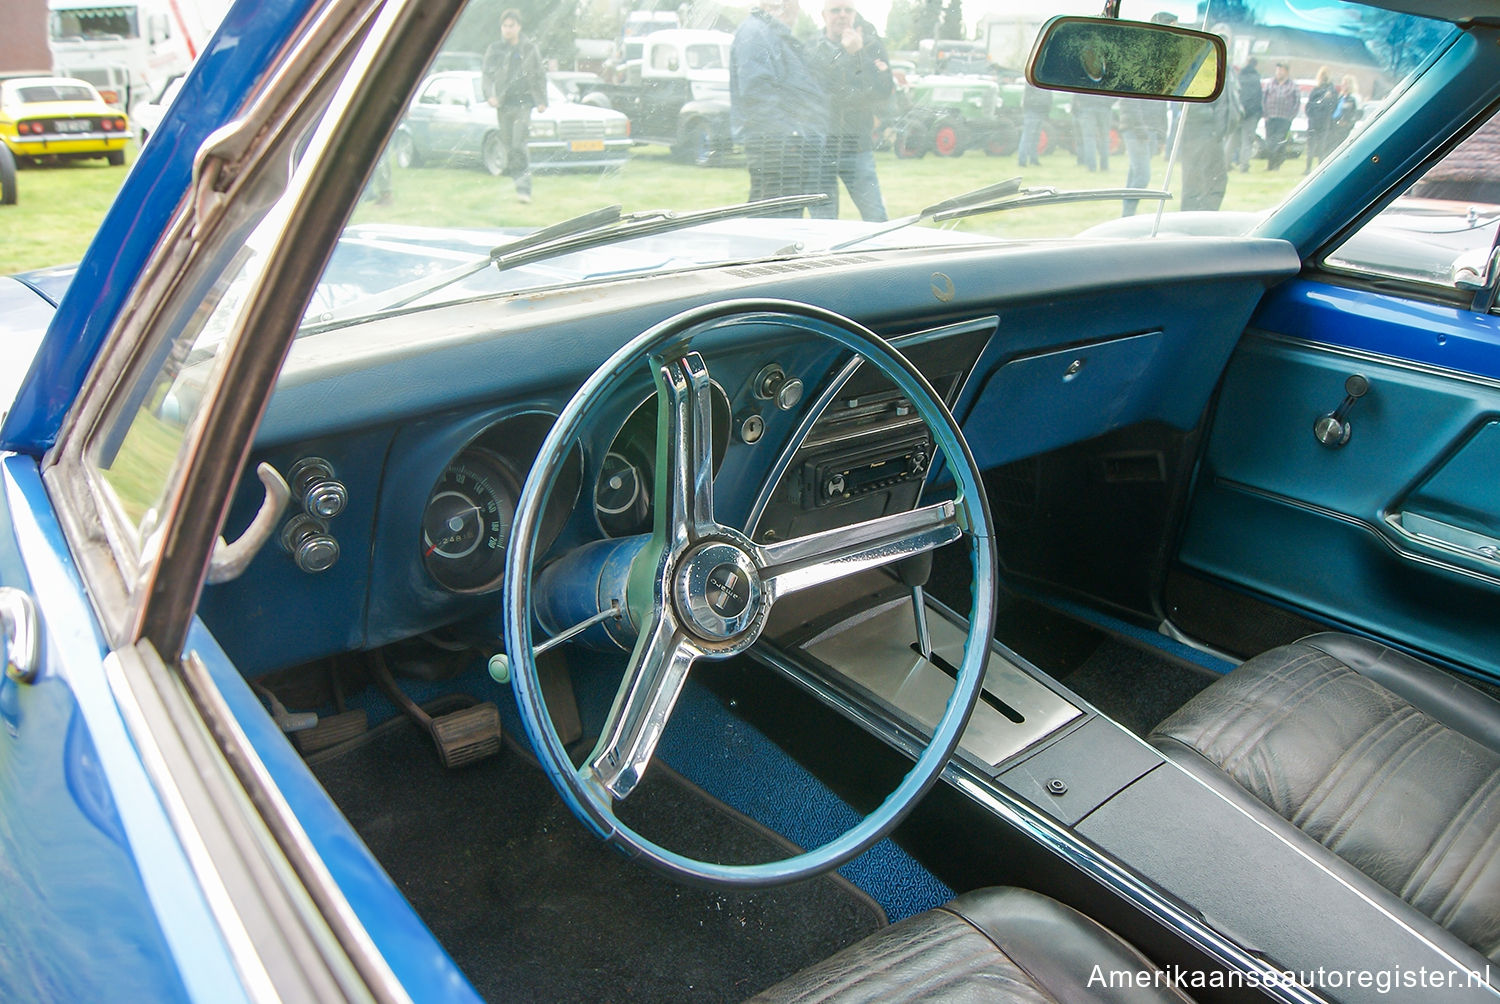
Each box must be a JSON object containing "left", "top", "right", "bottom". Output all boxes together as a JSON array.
[
  {"left": 289, "top": 457, "right": 348, "bottom": 519},
  {"left": 280, "top": 514, "right": 339, "bottom": 573}
]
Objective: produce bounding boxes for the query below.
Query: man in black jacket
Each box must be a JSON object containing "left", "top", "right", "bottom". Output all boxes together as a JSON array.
[
  {"left": 482, "top": 8, "right": 548, "bottom": 204},
  {"left": 807, "top": 2, "right": 892, "bottom": 220},
  {"left": 1230, "top": 58, "right": 1262, "bottom": 172}
]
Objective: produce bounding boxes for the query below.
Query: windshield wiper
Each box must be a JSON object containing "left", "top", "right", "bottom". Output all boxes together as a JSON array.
[
  {"left": 488, "top": 193, "right": 826, "bottom": 273},
  {"left": 311, "top": 205, "right": 626, "bottom": 327},
  {"left": 824, "top": 183, "right": 1172, "bottom": 253},
  {"left": 817, "top": 178, "right": 1024, "bottom": 253},
  {"left": 310, "top": 195, "right": 824, "bottom": 330},
  {"left": 930, "top": 186, "right": 1172, "bottom": 223}
]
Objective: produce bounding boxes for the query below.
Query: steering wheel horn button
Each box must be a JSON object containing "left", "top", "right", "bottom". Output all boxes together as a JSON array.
[{"left": 675, "top": 541, "right": 763, "bottom": 642}]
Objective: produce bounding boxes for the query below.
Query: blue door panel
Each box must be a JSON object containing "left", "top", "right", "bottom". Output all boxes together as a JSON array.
[
  {"left": 0, "top": 456, "right": 239, "bottom": 1001},
  {"left": 1179, "top": 279, "right": 1500, "bottom": 681}
]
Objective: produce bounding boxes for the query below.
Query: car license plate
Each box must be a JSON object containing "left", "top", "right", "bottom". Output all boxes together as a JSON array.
[
  {"left": 569, "top": 139, "right": 605, "bottom": 152},
  {"left": 54, "top": 119, "right": 92, "bottom": 133}
]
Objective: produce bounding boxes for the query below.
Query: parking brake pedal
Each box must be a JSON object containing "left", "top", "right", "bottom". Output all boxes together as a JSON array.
[{"left": 372, "top": 651, "right": 502, "bottom": 768}]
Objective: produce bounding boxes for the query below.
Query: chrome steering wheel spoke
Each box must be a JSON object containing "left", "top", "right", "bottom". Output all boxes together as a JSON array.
[
  {"left": 757, "top": 499, "right": 963, "bottom": 601},
  {"left": 653, "top": 350, "right": 719, "bottom": 549},
  {"left": 585, "top": 605, "right": 701, "bottom": 801}
]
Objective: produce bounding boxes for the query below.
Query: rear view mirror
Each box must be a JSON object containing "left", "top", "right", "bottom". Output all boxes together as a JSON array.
[{"left": 1027, "top": 16, "right": 1225, "bottom": 102}]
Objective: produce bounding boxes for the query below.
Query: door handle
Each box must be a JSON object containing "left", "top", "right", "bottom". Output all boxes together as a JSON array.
[{"left": 1, "top": 587, "right": 41, "bottom": 685}]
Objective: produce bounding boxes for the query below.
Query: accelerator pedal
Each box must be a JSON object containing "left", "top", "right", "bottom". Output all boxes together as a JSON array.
[{"left": 372, "top": 650, "right": 502, "bottom": 768}]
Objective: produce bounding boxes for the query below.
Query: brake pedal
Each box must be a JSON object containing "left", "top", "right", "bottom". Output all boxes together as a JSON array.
[
  {"left": 429, "top": 702, "right": 503, "bottom": 769},
  {"left": 371, "top": 648, "right": 502, "bottom": 768}
]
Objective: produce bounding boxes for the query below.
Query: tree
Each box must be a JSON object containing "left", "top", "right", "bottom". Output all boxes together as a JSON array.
[
  {"left": 885, "top": 0, "right": 921, "bottom": 49},
  {"left": 921, "top": 0, "right": 942, "bottom": 43},
  {"left": 1355, "top": 8, "right": 1448, "bottom": 81},
  {"left": 939, "top": 0, "right": 964, "bottom": 41}
]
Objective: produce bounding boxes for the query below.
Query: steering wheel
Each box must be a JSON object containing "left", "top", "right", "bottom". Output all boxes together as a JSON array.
[{"left": 503, "top": 299, "right": 997, "bottom": 887}]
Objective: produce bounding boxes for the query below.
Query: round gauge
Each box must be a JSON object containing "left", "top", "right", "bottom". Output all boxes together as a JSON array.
[
  {"left": 594, "top": 451, "right": 642, "bottom": 515},
  {"left": 596, "top": 384, "right": 732, "bottom": 537},
  {"left": 421, "top": 449, "right": 518, "bottom": 592}
]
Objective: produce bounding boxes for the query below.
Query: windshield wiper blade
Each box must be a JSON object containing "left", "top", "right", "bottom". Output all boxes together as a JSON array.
[
  {"left": 930, "top": 187, "right": 1172, "bottom": 223},
  {"left": 821, "top": 178, "right": 1024, "bottom": 253},
  {"left": 488, "top": 193, "right": 827, "bottom": 274},
  {"left": 310, "top": 205, "right": 627, "bottom": 328}
]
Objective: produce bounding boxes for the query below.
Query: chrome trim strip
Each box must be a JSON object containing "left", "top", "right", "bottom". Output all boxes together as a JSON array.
[
  {"left": 103, "top": 650, "right": 281, "bottom": 1003},
  {"left": 1252, "top": 329, "right": 1500, "bottom": 394},
  {"left": 179, "top": 650, "right": 410, "bottom": 1004},
  {"left": 1210, "top": 478, "right": 1500, "bottom": 590}
]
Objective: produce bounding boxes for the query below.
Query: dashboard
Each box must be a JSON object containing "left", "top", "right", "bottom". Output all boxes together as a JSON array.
[{"left": 196, "top": 237, "right": 1301, "bottom": 677}]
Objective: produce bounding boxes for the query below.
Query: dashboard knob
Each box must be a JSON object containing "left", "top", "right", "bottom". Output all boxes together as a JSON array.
[
  {"left": 776, "top": 377, "right": 804, "bottom": 411},
  {"left": 280, "top": 514, "right": 340, "bottom": 573},
  {"left": 289, "top": 457, "right": 348, "bottom": 519}
]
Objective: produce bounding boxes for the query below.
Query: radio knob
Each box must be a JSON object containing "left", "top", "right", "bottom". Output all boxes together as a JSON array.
[
  {"left": 824, "top": 474, "right": 846, "bottom": 499},
  {"left": 912, "top": 450, "right": 929, "bottom": 473}
]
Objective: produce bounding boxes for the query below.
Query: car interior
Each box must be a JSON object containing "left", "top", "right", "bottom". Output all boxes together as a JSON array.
[{"left": 56, "top": 2, "right": 1500, "bottom": 1001}]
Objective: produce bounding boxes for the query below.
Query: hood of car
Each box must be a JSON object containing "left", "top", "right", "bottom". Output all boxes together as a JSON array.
[
  {"left": 306, "top": 216, "right": 993, "bottom": 333},
  {"left": 0, "top": 271, "right": 70, "bottom": 423}
]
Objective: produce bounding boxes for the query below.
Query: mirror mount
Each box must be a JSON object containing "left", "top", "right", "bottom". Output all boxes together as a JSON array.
[{"left": 1027, "top": 15, "right": 1226, "bottom": 102}]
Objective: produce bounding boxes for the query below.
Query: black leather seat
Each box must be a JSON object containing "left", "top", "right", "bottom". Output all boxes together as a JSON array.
[
  {"left": 750, "top": 886, "right": 1193, "bottom": 1003},
  {"left": 1151, "top": 632, "right": 1500, "bottom": 963}
]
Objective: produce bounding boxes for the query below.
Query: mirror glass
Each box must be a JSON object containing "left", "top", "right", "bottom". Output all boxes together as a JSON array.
[{"left": 1028, "top": 16, "right": 1225, "bottom": 102}]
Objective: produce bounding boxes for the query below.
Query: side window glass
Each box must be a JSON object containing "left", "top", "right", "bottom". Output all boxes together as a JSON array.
[{"left": 1324, "top": 113, "right": 1500, "bottom": 296}]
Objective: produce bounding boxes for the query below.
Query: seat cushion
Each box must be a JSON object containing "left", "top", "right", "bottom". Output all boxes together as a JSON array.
[
  {"left": 1151, "top": 633, "right": 1500, "bottom": 962},
  {"left": 749, "top": 886, "right": 1193, "bottom": 1003}
]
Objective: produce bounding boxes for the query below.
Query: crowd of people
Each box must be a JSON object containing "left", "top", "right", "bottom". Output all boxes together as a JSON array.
[
  {"left": 730, "top": 0, "right": 894, "bottom": 221},
  {"left": 470, "top": 5, "right": 1368, "bottom": 223}
]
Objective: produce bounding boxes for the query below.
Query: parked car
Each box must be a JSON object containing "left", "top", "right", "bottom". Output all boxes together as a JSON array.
[
  {"left": 391, "top": 71, "right": 631, "bottom": 173},
  {"left": 130, "top": 73, "right": 185, "bottom": 146},
  {"left": 7, "top": 3, "right": 1500, "bottom": 1003},
  {"left": 0, "top": 75, "right": 129, "bottom": 166}
]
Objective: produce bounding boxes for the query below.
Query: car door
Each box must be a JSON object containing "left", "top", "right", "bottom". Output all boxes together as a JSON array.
[{"left": 1174, "top": 107, "right": 1500, "bottom": 683}]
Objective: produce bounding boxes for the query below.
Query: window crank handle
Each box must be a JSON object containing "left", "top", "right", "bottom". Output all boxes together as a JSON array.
[{"left": 1314, "top": 374, "right": 1370, "bottom": 448}]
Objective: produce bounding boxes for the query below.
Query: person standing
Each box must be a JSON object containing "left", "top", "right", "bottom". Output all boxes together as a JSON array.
[
  {"left": 1303, "top": 66, "right": 1336, "bottom": 173},
  {"left": 1179, "top": 82, "right": 1233, "bottom": 211},
  {"left": 731, "top": 0, "right": 831, "bottom": 217},
  {"left": 809, "top": 3, "right": 892, "bottom": 221},
  {"left": 481, "top": 8, "right": 548, "bottom": 204},
  {"left": 1231, "top": 58, "right": 1262, "bottom": 172},
  {"left": 1261, "top": 62, "right": 1300, "bottom": 171},
  {"left": 1017, "top": 83, "right": 1052, "bottom": 167},
  {"left": 1330, "top": 74, "right": 1361, "bottom": 147},
  {"left": 1119, "top": 97, "right": 1166, "bottom": 216},
  {"left": 1074, "top": 92, "right": 1113, "bottom": 172}
]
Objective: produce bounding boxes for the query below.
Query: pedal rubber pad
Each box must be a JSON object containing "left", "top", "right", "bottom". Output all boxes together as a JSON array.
[{"left": 430, "top": 701, "right": 503, "bottom": 769}]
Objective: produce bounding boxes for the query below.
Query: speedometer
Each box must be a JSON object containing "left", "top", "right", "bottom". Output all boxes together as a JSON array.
[{"left": 421, "top": 449, "right": 518, "bottom": 592}]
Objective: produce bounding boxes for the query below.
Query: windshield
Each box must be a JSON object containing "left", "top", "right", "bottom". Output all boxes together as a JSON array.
[{"left": 301, "top": 0, "right": 1451, "bottom": 329}]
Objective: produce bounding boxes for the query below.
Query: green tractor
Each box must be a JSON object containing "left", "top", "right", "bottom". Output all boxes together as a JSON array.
[{"left": 893, "top": 75, "right": 1020, "bottom": 159}]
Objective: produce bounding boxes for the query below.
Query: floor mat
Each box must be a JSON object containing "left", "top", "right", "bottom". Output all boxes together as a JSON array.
[
  {"left": 1056, "top": 639, "right": 1219, "bottom": 736},
  {"left": 309, "top": 705, "right": 886, "bottom": 1003}
]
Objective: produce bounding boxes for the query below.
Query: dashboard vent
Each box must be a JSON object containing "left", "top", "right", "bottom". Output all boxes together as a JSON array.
[{"left": 726, "top": 254, "right": 880, "bottom": 279}]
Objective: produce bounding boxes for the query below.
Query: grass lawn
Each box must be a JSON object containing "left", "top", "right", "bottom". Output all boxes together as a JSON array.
[
  {"left": 0, "top": 145, "right": 139, "bottom": 274},
  {"left": 3, "top": 138, "right": 1307, "bottom": 276}
]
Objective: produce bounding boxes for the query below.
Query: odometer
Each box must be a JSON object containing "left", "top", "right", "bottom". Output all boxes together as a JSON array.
[{"left": 421, "top": 449, "right": 518, "bottom": 592}]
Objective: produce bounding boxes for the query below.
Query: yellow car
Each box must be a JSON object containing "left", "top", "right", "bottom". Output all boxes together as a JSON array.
[{"left": 0, "top": 76, "right": 129, "bottom": 166}]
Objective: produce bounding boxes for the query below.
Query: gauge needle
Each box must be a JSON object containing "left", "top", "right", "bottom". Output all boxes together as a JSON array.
[{"left": 426, "top": 505, "right": 483, "bottom": 556}]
